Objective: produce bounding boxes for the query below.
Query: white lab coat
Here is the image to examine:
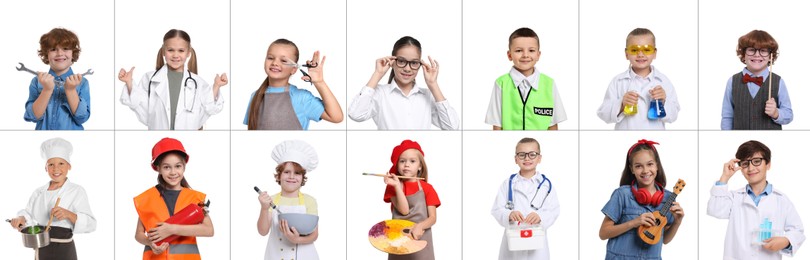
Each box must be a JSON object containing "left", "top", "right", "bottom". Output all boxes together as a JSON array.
[
  {"left": 491, "top": 172, "right": 560, "bottom": 260},
  {"left": 707, "top": 184, "right": 805, "bottom": 260},
  {"left": 120, "top": 65, "right": 224, "bottom": 130},
  {"left": 17, "top": 179, "right": 96, "bottom": 233},
  {"left": 596, "top": 66, "right": 680, "bottom": 130}
]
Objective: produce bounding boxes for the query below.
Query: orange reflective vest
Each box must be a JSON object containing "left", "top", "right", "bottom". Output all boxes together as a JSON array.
[{"left": 134, "top": 187, "right": 206, "bottom": 260}]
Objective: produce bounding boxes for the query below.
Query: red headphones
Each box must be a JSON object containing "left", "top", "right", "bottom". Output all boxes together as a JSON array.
[{"left": 631, "top": 180, "right": 664, "bottom": 206}]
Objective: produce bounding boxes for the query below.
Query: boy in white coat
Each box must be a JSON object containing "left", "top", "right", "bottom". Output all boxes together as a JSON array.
[
  {"left": 708, "top": 140, "right": 805, "bottom": 259},
  {"left": 491, "top": 138, "right": 560, "bottom": 260}
]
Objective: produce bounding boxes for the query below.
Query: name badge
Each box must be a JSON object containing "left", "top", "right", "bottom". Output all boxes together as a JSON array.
[{"left": 533, "top": 107, "right": 553, "bottom": 116}]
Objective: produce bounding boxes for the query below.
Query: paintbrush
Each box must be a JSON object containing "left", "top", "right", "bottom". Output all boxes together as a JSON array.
[{"left": 362, "top": 173, "right": 425, "bottom": 180}]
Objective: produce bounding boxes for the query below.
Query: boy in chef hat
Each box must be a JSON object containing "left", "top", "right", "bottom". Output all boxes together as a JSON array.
[
  {"left": 256, "top": 140, "right": 320, "bottom": 259},
  {"left": 9, "top": 137, "right": 96, "bottom": 260}
]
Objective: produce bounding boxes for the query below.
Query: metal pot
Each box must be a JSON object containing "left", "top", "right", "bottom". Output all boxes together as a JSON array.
[{"left": 20, "top": 225, "right": 49, "bottom": 249}]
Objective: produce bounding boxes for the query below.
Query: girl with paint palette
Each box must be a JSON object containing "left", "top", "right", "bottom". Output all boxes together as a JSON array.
[{"left": 381, "top": 140, "right": 441, "bottom": 260}]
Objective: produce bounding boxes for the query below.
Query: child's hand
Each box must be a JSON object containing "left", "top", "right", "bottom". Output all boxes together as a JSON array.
[
  {"left": 9, "top": 216, "right": 25, "bottom": 231},
  {"left": 383, "top": 172, "right": 401, "bottom": 188},
  {"left": 38, "top": 72, "right": 55, "bottom": 91},
  {"left": 634, "top": 212, "right": 655, "bottom": 228},
  {"left": 410, "top": 223, "right": 425, "bottom": 240},
  {"left": 64, "top": 74, "right": 83, "bottom": 91},
  {"left": 149, "top": 241, "right": 169, "bottom": 255},
  {"left": 305, "top": 51, "right": 326, "bottom": 84},
  {"left": 375, "top": 56, "right": 395, "bottom": 76},
  {"left": 147, "top": 222, "right": 176, "bottom": 242},
  {"left": 280, "top": 219, "right": 302, "bottom": 243},
  {"left": 720, "top": 159, "right": 741, "bottom": 183},
  {"left": 649, "top": 85, "right": 666, "bottom": 101},
  {"left": 258, "top": 191, "right": 272, "bottom": 210},
  {"left": 622, "top": 91, "right": 639, "bottom": 107},
  {"left": 118, "top": 67, "right": 134, "bottom": 86},
  {"left": 508, "top": 211, "right": 525, "bottom": 223},
  {"left": 523, "top": 212, "right": 542, "bottom": 225},
  {"left": 762, "top": 236, "right": 791, "bottom": 252},
  {"left": 214, "top": 73, "right": 228, "bottom": 88},
  {"left": 422, "top": 56, "right": 439, "bottom": 86},
  {"left": 669, "top": 202, "right": 684, "bottom": 222},
  {"left": 765, "top": 98, "right": 779, "bottom": 119}
]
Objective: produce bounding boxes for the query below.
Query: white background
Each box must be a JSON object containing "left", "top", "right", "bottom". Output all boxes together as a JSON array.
[
  {"left": 346, "top": 0, "right": 463, "bottom": 130},
  {"left": 346, "top": 131, "right": 462, "bottom": 258},
  {"left": 114, "top": 0, "right": 231, "bottom": 130},
  {"left": 579, "top": 131, "right": 698, "bottom": 259},
  {"left": 462, "top": 131, "right": 579, "bottom": 258},
  {"left": 698, "top": 132, "right": 809, "bottom": 259},
  {"left": 231, "top": 131, "right": 346, "bottom": 258},
  {"left": 580, "top": 0, "right": 699, "bottom": 130},
  {"left": 114, "top": 132, "right": 230, "bottom": 259},
  {"left": 463, "top": 1, "right": 580, "bottom": 130},
  {"left": 231, "top": 0, "right": 348, "bottom": 130},
  {"left": 0, "top": 0, "right": 114, "bottom": 130},
  {"left": 699, "top": 0, "right": 810, "bottom": 130},
  {"left": 0, "top": 132, "right": 114, "bottom": 258}
]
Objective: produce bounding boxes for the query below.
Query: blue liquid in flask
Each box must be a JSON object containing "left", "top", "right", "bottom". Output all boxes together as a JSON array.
[{"left": 647, "top": 99, "right": 666, "bottom": 120}]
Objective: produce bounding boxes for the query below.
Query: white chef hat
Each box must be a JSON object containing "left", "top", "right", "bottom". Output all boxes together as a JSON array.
[
  {"left": 41, "top": 137, "right": 73, "bottom": 163},
  {"left": 271, "top": 140, "right": 318, "bottom": 172}
]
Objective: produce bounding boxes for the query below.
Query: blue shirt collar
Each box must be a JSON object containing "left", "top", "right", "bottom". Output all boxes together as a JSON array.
[
  {"left": 746, "top": 182, "right": 772, "bottom": 196},
  {"left": 742, "top": 67, "right": 770, "bottom": 78},
  {"left": 48, "top": 67, "right": 74, "bottom": 79}
]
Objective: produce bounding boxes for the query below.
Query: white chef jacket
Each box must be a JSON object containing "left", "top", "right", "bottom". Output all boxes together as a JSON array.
[
  {"left": 17, "top": 179, "right": 96, "bottom": 233},
  {"left": 491, "top": 171, "right": 560, "bottom": 260},
  {"left": 707, "top": 184, "right": 805, "bottom": 260},
  {"left": 596, "top": 66, "right": 680, "bottom": 130},
  {"left": 347, "top": 82, "right": 459, "bottom": 130}
]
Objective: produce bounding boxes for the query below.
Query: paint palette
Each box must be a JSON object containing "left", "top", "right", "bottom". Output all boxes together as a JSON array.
[{"left": 368, "top": 219, "right": 427, "bottom": 255}]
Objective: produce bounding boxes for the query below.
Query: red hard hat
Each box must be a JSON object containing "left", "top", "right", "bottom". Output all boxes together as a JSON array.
[{"left": 151, "top": 138, "right": 189, "bottom": 171}]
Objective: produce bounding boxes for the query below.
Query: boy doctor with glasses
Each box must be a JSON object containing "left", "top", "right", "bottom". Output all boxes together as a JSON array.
[{"left": 708, "top": 140, "right": 805, "bottom": 259}]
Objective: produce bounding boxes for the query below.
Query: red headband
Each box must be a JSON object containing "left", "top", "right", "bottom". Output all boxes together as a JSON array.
[
  {"left": 628, "top": 139, "right": 659, "bottom": 156},
  {"left": 389, "top": 140, "right": 424, "bottom": 175}
]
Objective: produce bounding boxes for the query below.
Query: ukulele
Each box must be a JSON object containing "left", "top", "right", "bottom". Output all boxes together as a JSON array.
[{"left": 638, "top": 179, "right": 685, "bottom": 245}]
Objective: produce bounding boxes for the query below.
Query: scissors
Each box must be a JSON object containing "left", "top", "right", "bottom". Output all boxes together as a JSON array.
[{"left": 282, "top": 60, "right": 318, "bottom": 84}]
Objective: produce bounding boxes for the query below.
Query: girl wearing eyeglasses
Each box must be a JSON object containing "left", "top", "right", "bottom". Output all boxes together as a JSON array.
[
  {"left": 597, "top": 28, "right": 681, "bottom": 130},
  {"left": 118, "top": 29, "right": 228, "bottom": 130},
  {"left": 348, "top": 36, "right": 459, "bottom": 130},
  {"left": 490, "top": 137, "right": 559, "bottom": 260},
  {"left": 244, "top": 38, "right": 344, "bottom": 130},
  {"left": 598, "top": 139, "right": 684, "bottom": 259}
]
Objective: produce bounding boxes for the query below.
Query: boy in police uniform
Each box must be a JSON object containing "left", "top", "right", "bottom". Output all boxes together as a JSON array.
[{"left": 485, "top": 27, "right": 567, "bottom": 130}]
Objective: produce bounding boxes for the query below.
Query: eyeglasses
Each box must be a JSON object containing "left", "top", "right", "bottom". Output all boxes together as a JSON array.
[
  {"left": 745, "top": 47, "right": 771, "bottom": 57},
  {"left": 625, "top": 45, "right": 656, "bottom": 55},
  {"left": 395, "top": 57, "right": 422, "bottom": 70},
  {"left": 737, "top": 157, "right": 765, "bottom": 168},
  {"left": 516, "top": 151, "right": 540, "bottom": 160}
]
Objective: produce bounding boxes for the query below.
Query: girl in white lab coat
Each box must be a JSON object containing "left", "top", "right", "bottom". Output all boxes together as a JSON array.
[
  {"left": 707, "top": 140, "right": 805, "bottom": 259},
  {"left": 257, "top": 140, "right": 320, "bottom": 259},
  {"left": 244, "top": 39, "right": 343, "bottom": 130},
  {"left": 491, "top": 137, "right": 560, "bottom": 260},
  {"left": 9, "top": 137, "right": 96, "bottom": 260},
  {"left": 118, "top": 29, "right": 227, "bottom": 130},
  {"left": 598, "top": 139, "right": 684, "bottom": 260}
]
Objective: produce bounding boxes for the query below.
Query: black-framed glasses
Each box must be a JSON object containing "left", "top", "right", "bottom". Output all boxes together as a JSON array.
[
  {"left": 516, "top": 151, "right": 540, "bottom": 160},
  {"left": 395, "top": 57, "right": 421, "bottom": 70},
  {"left": 745, "top": 47, "right": 771, "bottom": 57},
  {"left": 737, "top": 157, "right": 765, "bottom": 168}
]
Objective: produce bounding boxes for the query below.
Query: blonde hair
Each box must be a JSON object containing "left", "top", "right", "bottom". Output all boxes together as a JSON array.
[{"left": 156, "top": 29, "right": 197, "bottom": 74}]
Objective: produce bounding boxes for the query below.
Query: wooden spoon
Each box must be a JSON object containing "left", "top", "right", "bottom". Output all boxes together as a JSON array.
[{"left": 45, "top": 197, "right": 61, "bottom": 232}]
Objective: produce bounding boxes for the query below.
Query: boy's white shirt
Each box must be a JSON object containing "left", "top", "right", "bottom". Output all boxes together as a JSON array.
[
  {"left": 17, "top": 179, "right": 97, "bottom": 233},
  {"left": 707, "top": 184, "right": 805, "bottom": 260},
  {"left": 596, "top": 66, "right": 680, "bottom": 130},
  {"left": 485, "top": 67, "right": 567, "bottom": 128},
  {"left": 491, "top": 170, "right": 560, "bottom": 260}
]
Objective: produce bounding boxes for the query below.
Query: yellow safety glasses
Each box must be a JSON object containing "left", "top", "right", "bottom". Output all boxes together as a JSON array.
[{"left": 625, "top": 45, "right": 656, "bottom": 55}]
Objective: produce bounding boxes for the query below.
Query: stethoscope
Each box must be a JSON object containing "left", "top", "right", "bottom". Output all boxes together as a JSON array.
[
  {"left": 147, "top": 69, "right": 198, "bottom": 112},
  {"left": 506, "top": 173, "right": 552, "bottom": 210}
]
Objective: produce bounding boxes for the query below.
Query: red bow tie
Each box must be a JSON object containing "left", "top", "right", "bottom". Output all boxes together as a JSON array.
[{"left": 743, "top": 74, "right": 763, "bottom": 86}]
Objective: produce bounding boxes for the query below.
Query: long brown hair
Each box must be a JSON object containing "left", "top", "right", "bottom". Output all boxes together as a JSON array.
[
  {"left": 619, "top": 143, "right": 667, "bottom": 188},
  {"left": 388, "top": 36, "right": 422, "bottom": 84},
  {"left": 247, "top": 39, "right": 299, "bottom": 130},
  {"left": 155, "top": 29, "right": 198, "bottom": 74}
]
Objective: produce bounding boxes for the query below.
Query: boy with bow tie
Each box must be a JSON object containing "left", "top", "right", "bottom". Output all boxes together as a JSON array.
[{"left": 721, "top": 30, "right": 793, "bottom": 130}]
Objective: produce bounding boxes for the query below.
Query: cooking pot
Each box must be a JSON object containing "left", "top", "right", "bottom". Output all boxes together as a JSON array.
[{"left": 20, "top": 225, "right": 49, "bottom": 249}]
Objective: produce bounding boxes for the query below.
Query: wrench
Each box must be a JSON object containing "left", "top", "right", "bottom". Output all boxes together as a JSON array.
[{"left": 15, "top": 62, "right": 37, "bottom": 76}]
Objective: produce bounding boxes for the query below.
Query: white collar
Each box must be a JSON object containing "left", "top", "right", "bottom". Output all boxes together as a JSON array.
[{"left": 509, "top": 67, "right": 540, "bottom": 90}]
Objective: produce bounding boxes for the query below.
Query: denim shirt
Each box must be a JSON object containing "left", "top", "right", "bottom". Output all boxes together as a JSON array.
[
  {"left": 23, "top": 68, "right": 91, "bottom": 130},
  {"left": 601, "top": 185, "right": 675, "bottom": 260}
]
